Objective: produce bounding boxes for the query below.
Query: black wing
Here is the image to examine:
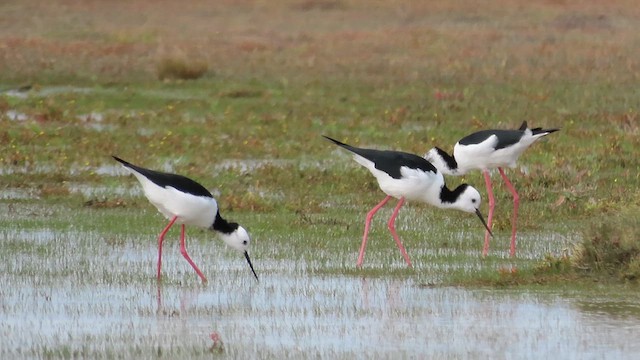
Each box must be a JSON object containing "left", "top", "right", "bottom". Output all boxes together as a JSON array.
[
  {"left": 113, "top": 156, "right": 213, "bottom": 198},
  {"left": 323, "top": 136, "right": 437, "bottom": 179},
  {"left": 459, "top": 129, "right": 525, "bottom": 150}
]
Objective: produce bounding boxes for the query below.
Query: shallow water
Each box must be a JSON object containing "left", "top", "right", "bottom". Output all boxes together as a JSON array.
[{"left": 1, "top": 227, "right": 639, "bottom": 359}]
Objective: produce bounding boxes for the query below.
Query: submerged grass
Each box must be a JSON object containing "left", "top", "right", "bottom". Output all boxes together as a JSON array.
[
  {"left": 156, "top": 56, "right": 209, "bottom": 81},
  {"left": 573, "top": 208, "right": 640, "bottom": 281},
  {"left": 453, "top": 208, "right": 640, "bottom": 287}
]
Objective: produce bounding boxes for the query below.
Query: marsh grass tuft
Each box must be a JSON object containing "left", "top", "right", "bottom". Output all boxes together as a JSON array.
[
  {"left": 573, "top": 208, "right": 640, "bottom": 281},
  {"left": 459, "top": 213, "right": 640, "bottom": 286},
  {"left": 156, "top": 55, "right": 208, "bottom": 81},
  {"left": 534, "top": 253, "right": 573, "bottom": 275}
]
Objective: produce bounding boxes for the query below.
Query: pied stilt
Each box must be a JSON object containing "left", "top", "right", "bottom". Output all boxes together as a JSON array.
[
  {"left": 113, "top": 156, "right": 258, "bottom": 283},
  {"left": 323, "top": 136, "right": 491, "bottom": 268},
  {"left": 424, "top": 121, "right": 559, "bottom": 257}
]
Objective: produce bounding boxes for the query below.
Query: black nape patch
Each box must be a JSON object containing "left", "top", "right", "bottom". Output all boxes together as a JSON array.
[
  {"left": 212, "top": 212, "right": 239, "bottom": 234},
  {"left": 440, "top": 184, "right": 469, "bottom": 204},
  {"left": 433, "top": 147, "right": 458, "bottom": 171}
]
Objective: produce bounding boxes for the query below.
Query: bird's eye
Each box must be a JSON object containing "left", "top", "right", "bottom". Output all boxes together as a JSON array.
[
  {"left": 471, "top": 199, "right": 477, "bottom": 203},
  {"left": 242, "top": 240, "right": 248, "bottom": 245}
]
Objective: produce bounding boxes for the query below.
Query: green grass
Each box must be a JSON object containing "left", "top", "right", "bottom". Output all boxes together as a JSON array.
[{"left": 2, "top": 0, "right": 639, "bottom": 288}]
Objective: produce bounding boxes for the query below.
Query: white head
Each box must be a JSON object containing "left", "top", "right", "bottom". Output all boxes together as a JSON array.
[
  {"left": 445, "top": 184, "right": 492, "bottom": 235},
  {"left": 452, "top": 185, "right": 482, "bottom": 213},
  {"left": 217, "top": 225, "right": 258, "bottom": 281},
  {"left": 219, "top": 225, "right": 251, "bottom": 252},
  {"left": 424, "top": 147, "right": 462, "bottom": 176}
]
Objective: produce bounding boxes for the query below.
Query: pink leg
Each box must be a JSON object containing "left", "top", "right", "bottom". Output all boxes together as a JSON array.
[
  {"left": 387, "top": 197, "right": 412, "bottom": 267},
  {"left": 482, "top": 170, "right": 495, "bottom": 257},
  {"left": 157, "top": 216, "right": 178, "bottom": 282},
  {"left": 357, "top": 195, "right": 392, "bottom": 268},
  {"left": 499, "top": 168, "right": 519, "bottom": 257},
  {"left": 179, "top": 224, "right": 208, "bottom": 283},
  {"left": 156, "top": 283, "right": 163, "bottom": 311}
]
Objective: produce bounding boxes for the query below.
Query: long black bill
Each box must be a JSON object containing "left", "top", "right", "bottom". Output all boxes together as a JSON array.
[
  {"left": 244, "top": 251, "right": 259, "bottom": 281},
  {"left": 475, "top": 209, "right": 493, "bottom": 237}
]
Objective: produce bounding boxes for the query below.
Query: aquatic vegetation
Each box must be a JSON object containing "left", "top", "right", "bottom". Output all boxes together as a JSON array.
[{"left": 574, "top": 208, "right": 640, "bottom": 281}]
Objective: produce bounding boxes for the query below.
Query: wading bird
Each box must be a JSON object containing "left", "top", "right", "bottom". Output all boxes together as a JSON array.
[
  {"left": 424, "top": 122, "right": 559, "bottom": 257},
  {"left": 113, "top": 156, "right": 258, "bottom": 283},
  {"left": 323, "top": 136, "right": 491, "bottom": 268}
]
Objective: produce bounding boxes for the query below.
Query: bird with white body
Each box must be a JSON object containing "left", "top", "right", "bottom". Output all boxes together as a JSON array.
[
  {"left": 113, "top": 156, "right": 258, "bottom": 283},
  {"left": 424, "top": 121, "right": 559, "bottom": 257},
  {"left": 323, "top": 136, "right": 491, "bottom": 268}
]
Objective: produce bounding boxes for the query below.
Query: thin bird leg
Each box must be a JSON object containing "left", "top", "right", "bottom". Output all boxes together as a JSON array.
[
  {"left": 357, "top": 195, "right": 392, "bottom": 268},
  {"left": 387, "top": 197, "right": 412, "bottom": 268},
  {"left": 498, "top": 168, "right": 519, "bottom": 257},
  {"left": 156, "top": 283, "right": 163, "bottom": 311},
  {"left": 157, "top": 216, "right": 178, "bottom": 282},
  {"left": 482, "top": 170, "right": 495, "bottom": 257},
  {"left": 179, "top": 224, "right": 208, "bottom": 283}
]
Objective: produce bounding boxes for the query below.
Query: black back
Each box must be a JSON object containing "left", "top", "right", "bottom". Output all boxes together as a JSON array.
[
  {"left": 459, "top": 129, "right": 525, "bottom": 150},
  {"left": 112, "top": 156, "right": 213, "bottom": 198},
  {"left": 323, "top": 136, "right": 438, "bottom": 179}
]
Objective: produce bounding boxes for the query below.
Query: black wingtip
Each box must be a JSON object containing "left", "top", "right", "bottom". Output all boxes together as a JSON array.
[
  {"left": 322, "top": 135, "right": 343, "bottom": 145},
  {"left": 112, "top": 155, "right": 128, "bottom": 165},
  {"left": 531, "top": 127, "right": 561, "bottom": 136},
  {"left": 520, "top": 121, "right": 560, "bottom": 136},
  {"left": 322, "top": 135, "right": 353, "bottom": 150}
]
